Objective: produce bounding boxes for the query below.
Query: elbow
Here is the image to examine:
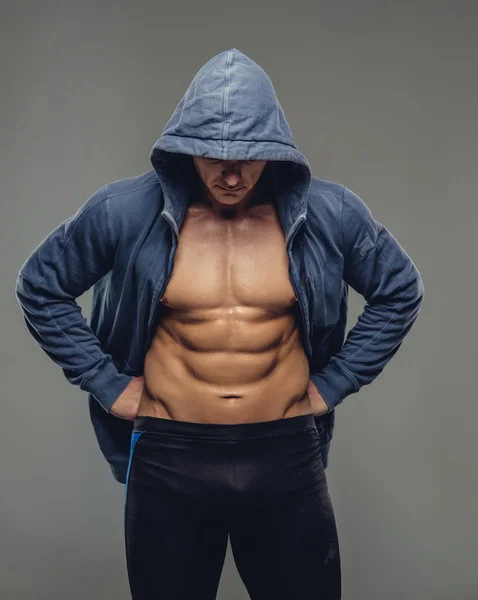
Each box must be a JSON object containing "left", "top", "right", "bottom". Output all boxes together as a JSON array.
[
  {"left": 14, "top": 272, "right": 27, "bottom": 306},
  {"left": 402, "top": 272, "right": 424, "bottom": 322}
]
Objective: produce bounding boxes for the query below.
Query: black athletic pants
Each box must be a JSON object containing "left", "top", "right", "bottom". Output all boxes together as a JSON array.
[{"left": 124, "top": 413, "right": 341, "bottom": 599}]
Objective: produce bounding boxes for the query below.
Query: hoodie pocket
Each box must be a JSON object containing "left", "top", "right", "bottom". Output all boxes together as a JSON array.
[{"left": 308, "top": 268, "right": 340, "bottom": 330}]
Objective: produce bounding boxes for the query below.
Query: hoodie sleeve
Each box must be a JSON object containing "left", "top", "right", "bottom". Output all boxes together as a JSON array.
[
  {"left": 310, "top": 185, "right": 424, "bottom": 412},
  {"left": 14, "top": 185, "right": 134, "bottom": 413}
]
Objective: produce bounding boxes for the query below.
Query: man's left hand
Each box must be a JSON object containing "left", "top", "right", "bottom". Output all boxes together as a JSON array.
[{"left": 307, "top": 379, "right": 330, "bottom": 417}]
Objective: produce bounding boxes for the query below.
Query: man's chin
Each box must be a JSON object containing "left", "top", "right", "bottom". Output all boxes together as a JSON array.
[{"left": 214, "top": 190, "right": 247, "bottom": 202}]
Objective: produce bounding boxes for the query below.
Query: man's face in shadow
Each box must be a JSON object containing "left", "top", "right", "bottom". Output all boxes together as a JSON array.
[{"left": 192, "top": 157, "right": 268, "bottom": 209}]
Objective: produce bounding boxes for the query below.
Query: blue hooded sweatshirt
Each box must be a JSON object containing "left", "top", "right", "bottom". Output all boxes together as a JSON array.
[{"left": 15, "top": 48, "right": 424, "bottom": 484}]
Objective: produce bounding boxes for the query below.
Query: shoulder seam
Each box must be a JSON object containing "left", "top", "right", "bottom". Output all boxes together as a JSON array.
[
  {"left": 342, "top": 186, "right": 377, "bottom": 239},
  {"left": 340, "top": 184, "right": 345, "bottom": 257},
  {"left": 342, "top": 186, "right": 412, "bottom": 286},
  {"left": 106, "top": 180, "right": 160, "bottom": 200},
  {"left": 24, "top": 185, "right": 109, "bottom": 289},
  {"left": 104, "top": 183, "right": 112, "bottom": 248}
]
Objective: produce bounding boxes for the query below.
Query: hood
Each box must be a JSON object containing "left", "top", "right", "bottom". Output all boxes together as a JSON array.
[{"left": 149, "top": 48, "right": 312, "bottom": 243}]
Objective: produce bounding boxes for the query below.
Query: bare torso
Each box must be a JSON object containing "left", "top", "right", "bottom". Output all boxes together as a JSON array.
[{"left": 137, "top": 197, "right": 314, "bottom": 423}]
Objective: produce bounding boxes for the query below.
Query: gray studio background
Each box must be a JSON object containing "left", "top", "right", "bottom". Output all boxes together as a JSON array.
[{"left": 2, "top": 2, "right": 477, "bottom": 599}]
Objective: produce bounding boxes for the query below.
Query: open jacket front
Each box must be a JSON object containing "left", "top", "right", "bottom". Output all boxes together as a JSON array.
[{"left": 15, "top": 48, "right": 424, "bottom": 483}]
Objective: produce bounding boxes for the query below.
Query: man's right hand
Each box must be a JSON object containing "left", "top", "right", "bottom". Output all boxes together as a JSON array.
[{"left": 109, "top": 375, "right": 144, "bottom": 420}]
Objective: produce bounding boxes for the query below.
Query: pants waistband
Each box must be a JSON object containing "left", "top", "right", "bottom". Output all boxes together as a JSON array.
[{"left": 133, "top": 413, "right": 317, "bottom": 440}]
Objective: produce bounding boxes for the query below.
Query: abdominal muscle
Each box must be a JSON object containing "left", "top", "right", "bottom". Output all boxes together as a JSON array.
[{"left": 137, "top": 301, "right": 315, "bottom": 424}]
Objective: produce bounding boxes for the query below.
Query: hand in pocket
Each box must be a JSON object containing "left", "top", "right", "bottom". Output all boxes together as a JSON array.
[{"left": 109, "top": 376, "right": 144, "bottom": 420}]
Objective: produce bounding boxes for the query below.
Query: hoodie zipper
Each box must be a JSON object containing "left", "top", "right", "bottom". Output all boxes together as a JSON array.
[
  {"left": 286, "top": 213, "right": 312, "bottom": 360},
  {"left": 143, "top": 212, "right": 178, "bottom": 356}
]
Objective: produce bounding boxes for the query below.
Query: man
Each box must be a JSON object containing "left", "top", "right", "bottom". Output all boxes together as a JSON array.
[{"left": 15, "top": 48, "right": 424, "bottom": 599}]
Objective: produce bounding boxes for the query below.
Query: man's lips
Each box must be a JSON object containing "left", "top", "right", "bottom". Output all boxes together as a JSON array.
[{"left": 217, "top": 186, "right": 245, "bottom": 192}]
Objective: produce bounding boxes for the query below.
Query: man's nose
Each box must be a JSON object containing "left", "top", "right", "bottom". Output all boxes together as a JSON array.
[{"left": 222, "top": 171, "right": 242, "bottom": 187}]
